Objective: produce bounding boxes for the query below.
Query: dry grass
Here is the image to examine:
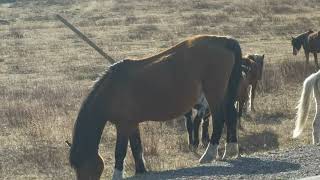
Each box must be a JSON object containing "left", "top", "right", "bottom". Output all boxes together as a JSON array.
[{"left": 1, "top": 0, "right": 320, "bottom": 179}]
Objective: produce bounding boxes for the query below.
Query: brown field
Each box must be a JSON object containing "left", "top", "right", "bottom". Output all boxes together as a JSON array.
[{"left": 1, "top": 0, "right": 320, "bottom": 179}]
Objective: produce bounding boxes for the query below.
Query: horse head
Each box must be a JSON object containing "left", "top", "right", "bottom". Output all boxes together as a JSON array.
[
  {"left": 66, "top": 140, "right": 104, "bottom": 180},
  {"left": 241, "top": 57, "right": 258, "bottom": 82}
]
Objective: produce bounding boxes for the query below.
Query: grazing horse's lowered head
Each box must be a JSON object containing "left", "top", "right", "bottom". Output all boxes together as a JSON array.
[{"left": 66, "top": 141, "right": 104, "bottom": 180}]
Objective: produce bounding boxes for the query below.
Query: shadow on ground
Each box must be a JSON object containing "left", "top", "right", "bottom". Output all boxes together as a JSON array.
[{"left": 126, "top": 157, "right": 300, "bottom": 179}]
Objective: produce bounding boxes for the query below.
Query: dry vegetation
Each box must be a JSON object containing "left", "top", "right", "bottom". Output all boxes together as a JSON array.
[{"left": 1, "top": 0, "right": 320, "bottom": 179}]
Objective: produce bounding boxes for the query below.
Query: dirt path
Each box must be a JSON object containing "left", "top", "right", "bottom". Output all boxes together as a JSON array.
[{"left": 127, "top": 144, "right": 320, "bottom": 180}]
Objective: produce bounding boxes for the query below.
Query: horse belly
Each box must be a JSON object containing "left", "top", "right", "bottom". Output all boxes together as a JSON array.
[
  {"left": 134, "top": 82, "right": 202, "bottom": 122},
  {"left": 309, "top": 38, "right": 320, "bottom": 52}
]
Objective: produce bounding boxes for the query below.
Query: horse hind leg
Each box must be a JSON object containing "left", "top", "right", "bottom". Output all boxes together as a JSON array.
[
  {"left": 192, "top": 112, "right": 202, "bottom": 149},
  {"left": 185, "top": 110, "right": 194, "bottom": 149},
  {"left": 223, "top": 98, "right": 240, "bottom": 160},
  {"left": 314, "top": 53, "right": 319, "bottom": 69},
  {"left": 129, "top": 126, "right": 147, "bottom": 174},
  {"left": 313, "top": 104, "right": 320, "bottom": 144},
  {"left": 199, "top": 104, "right": 223, "bottom": 164}
]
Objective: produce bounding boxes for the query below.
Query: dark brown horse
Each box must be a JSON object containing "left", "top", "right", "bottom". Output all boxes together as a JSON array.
[
  {"left": 245, "top": 54, "right": 264, "bottom": 112},
  {"left": 184, "top": 56, "right": 259, "bottom": 151},
  {"left": 68, "top": 35, "right": 242, "bottom": 180},
  {"left": 292, "top": 30, "right": 320, "bottom": 69}
]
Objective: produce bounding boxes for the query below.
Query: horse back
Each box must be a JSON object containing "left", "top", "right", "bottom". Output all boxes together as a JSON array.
[{"left": 308, "top": 31, "right": 320, "bottom": 53}]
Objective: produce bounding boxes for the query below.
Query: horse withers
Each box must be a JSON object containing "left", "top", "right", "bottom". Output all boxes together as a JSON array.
[
  {"left": 184, "top": 55, "right": 260, "bottom": 152},
  {"left": 291, "top": 30, "right": 320, "bottom": 69},
  {"left": 67, "top": 35, "right": 243, "bottom": 180}
]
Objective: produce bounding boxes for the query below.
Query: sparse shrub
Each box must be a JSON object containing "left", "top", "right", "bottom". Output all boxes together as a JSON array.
[{"left": 128, "top": 24, "right": 159, "bottom": 40}]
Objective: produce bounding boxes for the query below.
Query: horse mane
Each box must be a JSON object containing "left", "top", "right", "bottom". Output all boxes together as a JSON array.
[{"left": 69, "top": 65, "right": 117, "bottom": 168}]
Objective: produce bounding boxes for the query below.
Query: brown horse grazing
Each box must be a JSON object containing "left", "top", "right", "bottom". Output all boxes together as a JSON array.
[
  {"left": 292, "top": 30, "right": 320, "bottom": 69},
  {"left": 68, "top": 35, "right": 243, "bottom": 180}
]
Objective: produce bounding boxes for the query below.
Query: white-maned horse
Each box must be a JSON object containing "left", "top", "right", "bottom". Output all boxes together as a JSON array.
[{"left": 293, "top": 70, "right": 320, "bottom": 144}]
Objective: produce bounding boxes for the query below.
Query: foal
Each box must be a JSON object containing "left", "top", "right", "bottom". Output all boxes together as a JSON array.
[
  {"left": 291, "top": 30, "right": 320, "bottom": 69},
  {"left": 293, "top": 70, "right": 320, "bottom": 144}
]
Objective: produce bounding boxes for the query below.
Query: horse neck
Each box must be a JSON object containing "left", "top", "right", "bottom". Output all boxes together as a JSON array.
[
  {"left": 70, "top": 74, "right": 110, "bottom": 163},
  {"left": 72, "top": 107, "right": 106, "bottom": 155}
]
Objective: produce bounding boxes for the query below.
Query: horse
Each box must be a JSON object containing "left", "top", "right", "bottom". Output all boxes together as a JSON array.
[
  {"left": 293, "top": 70, "right": 320, "bottom": 144},
  {"left": 67, "top": 35, "right": 243, "bottom": 180},
  {"left": 184, "top": 56, "right": 259, "bottom": 151},
  {"left": 184, "top": 93, "right": 211, "bottom": 150},
  {"left": 245, "top": 54, "right": 264, "bottom": 112},
  {"left": 291, "top": 30, "right": 320, "bottom": 69}
]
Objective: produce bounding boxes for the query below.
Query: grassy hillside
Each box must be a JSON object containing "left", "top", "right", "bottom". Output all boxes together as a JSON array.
[{"left": 1, "top": 0, "right": 320, "bottom": 179}]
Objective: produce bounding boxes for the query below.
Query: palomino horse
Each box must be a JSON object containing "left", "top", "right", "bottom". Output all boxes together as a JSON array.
[
  {"left": 185, "top": 56, "right": 259, "bottom": 150},
  {"left": 291, "top": 30, "right": 320, "bottom": 69},
  {"left": 68, "top": 35, "right": 243, "bottom": 180},
  {"left": 293, "top": 70, "right": 320, "bottom": 144}
]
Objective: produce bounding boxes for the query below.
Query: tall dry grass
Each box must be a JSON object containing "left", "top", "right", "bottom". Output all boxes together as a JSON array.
[{"left": 1, "top": 0, "right": 320, "bottom": 179}]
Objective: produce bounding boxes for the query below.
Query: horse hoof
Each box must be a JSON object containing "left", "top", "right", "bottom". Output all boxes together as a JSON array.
[
  {"left": 136, "top": 168, "right": 147, "bottom": 175},
  {"left": 222, "top": 143, "right": 239, "bottom": 160},
  {"left": 199, "top": 143, "right": 218, "bottom": 164},
  {"left": 112, "top": 169, "right": 123, "bottom": 180},
  {"left": 189, "top": 143, "right": 199, "bottom": 151}
]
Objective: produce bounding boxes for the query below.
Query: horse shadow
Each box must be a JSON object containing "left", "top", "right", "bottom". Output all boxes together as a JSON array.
[{"left": 125, "top": 157, "right": 300, "bottom": 179}]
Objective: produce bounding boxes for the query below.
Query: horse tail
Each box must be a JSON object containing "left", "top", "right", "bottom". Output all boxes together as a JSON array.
[
  {"left": 293, "top": 72, "right": 320, "bottom": 138},
  {"left": 226, "top": 39, "right": 242, "bottom": 102}
]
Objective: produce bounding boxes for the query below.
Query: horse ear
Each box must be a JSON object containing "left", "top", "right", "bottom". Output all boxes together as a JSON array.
[
  {"left": 65, "top": 140, "right": 72, "bottom": 147},
  {"left": 262, "top": 54, "right": 265, "bottom": 59}
]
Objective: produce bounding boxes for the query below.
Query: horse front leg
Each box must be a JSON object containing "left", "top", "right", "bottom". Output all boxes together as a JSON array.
[
  {"left": 201, "top": 110, "right": 210, "bottom": 147},
  {"left": 112, "top": 127, "right": 129, "bottom": 180},
  {"left": 184, "top": 110, "right": 194, "bottom": 149},
  {"left": 129, "top": 126, "right": 147, "bottom": 174},
  {"left": 238, "top": 99, "right": 245, "bottom": 130},
  {"left": 250, "top": 82, "right": 257, "bottom": 112},
  {"left": 314, "top": 53, "right": 319, "bottom": 69}
]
